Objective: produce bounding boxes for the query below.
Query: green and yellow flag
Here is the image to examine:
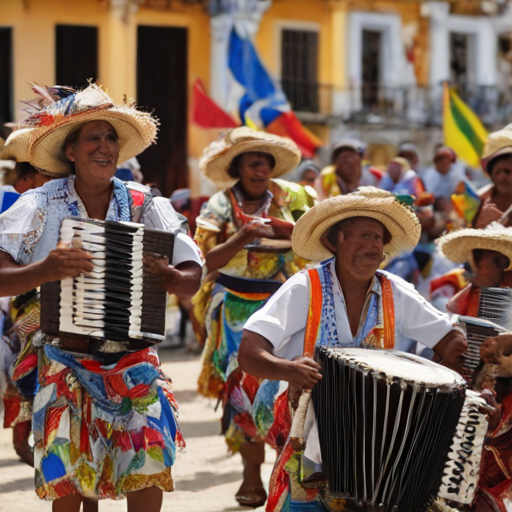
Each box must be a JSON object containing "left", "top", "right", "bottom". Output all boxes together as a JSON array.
[{"left": 443, "top": 83, "right": 488, "bottom": 167}]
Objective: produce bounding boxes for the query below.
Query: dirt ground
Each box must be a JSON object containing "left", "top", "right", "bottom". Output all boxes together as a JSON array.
[{"left": 0, "top": 345, "right": 273, "bottom": 512}]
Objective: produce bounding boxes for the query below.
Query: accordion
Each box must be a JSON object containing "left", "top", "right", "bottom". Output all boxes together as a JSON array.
[
  {"left": 312, "top": 347, "right": 469, "bottom": 512},
  {"left": 41, "top": 218, "right": 174, "bottom": 350}
]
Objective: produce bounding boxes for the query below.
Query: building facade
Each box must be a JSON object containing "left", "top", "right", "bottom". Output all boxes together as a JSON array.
[{"left": 1, "top": 0, "right": 512, "bottom": 194}]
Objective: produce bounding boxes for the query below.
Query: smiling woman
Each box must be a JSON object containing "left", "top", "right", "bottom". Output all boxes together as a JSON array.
[
  {"left": 0, "top": 83, "right": 203, "bottom": 512},
  {"left": 192, "top": 127, "right": 313, "bottom": 508}
]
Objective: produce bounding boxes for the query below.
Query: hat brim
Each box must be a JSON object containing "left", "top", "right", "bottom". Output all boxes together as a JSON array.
[
  {"left": 201, "top": 139, "right": 301, "bottom": 188},
  {"left": 482, "top": 146, "right": 512, "bottom": 174},
  {"left": 438, "top": 228, "right": 512, "bottom": 271},
  {"left": 28, "top": 108, "right": 157, "bottom": 176},
  {"left": 291, "top": 195, "right": 421, "bottom": 261}
]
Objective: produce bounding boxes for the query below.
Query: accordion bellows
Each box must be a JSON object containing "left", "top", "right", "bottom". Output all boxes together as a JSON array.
[
  {"left": 41, "top": 218, "right": 174, "bottom": 346},
  {"left": 313, "top": 347, "right": 467, "bottom": 512}
]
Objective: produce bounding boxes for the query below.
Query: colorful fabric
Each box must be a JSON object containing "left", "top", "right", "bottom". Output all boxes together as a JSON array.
[
  {"left": 1, "top": 290, "right": 41, "bottom": 427},
  {"left": 194, "top": 178, "right": 309, "bottom": 453},
  {"left": 34, "top": 345, "right": 183, "bottom": 501},
  {"left": 443, "top": 83, "right": 488, "bottom": 169}
]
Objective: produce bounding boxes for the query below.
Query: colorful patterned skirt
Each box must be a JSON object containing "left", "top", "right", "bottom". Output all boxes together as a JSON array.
[
  {"left": 33, "top": 345, "right": 184, "bottom": 501},
  {"left": 197, "top": 274, "right": 281, "bottom": 453}
]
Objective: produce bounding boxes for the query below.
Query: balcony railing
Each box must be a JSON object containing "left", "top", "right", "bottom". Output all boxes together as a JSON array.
[{"left": 280, "top": 81, "right": 512, "bottom": 128}]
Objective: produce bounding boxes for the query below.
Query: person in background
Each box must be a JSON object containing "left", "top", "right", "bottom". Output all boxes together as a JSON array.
[
  {"left": 380, "top": 156, "right": 419, "bottom": 196},
  {"left": 422, "top": 146, "right": 466, "bottom": 202},
  {"left": 473, "top": 129, "right": 512, "bottom": 228},
  {"left": 297, "top": 161, "right": 319, "bottom": 187},
  {"left": 296, "top": 160, "right": 320, "bottom": 201},
  {"left": 315, "top": 139, "right": 379, "bottom": 199},
  {"left": 193, "top": 127, "right": 312, "bottom": 508},
  {"left": 438, "top": 224, "right": 512, "bottom": 512},
  {"left": 398, "top": 142, "right": 423, "bottom": 175}
]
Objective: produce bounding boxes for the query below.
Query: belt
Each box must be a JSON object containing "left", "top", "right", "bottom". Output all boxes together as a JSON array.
[
  {"left": 51, "top": 334, "right": 153, "bottom": 354},
  {"left": 217, "top": 273, "right": 283, "bottom": 295}
]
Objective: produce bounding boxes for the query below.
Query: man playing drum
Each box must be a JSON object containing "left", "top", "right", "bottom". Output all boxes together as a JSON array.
[{"left": 239, "top": 187, "right": 468, "bottom": 512}]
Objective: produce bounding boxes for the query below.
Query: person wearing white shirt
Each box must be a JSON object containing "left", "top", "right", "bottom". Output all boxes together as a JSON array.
[{"left": 239, "top": 187, "right": 467, "bottom": 512}]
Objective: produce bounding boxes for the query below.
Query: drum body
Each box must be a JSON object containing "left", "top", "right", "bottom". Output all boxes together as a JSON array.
[{"left": 312, "top": 347, "right": 466, "bottom": 512}]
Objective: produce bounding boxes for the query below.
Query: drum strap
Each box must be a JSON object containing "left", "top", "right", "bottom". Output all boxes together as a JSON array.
[
  {"left": 304, "top": 268, "right": 322, "bottom": 357},
  {"left": 304, "top": 266, "right": 395, "bottom": 353}
]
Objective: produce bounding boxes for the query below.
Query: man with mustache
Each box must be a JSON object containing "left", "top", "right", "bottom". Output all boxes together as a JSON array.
[{"left": 239, "top": 187, "right": 467, "bottom": 512}]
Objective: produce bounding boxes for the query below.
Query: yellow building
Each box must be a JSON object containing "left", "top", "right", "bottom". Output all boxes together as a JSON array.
[{"left": 0, "top": 0, "right": 510, "bottom": 192}]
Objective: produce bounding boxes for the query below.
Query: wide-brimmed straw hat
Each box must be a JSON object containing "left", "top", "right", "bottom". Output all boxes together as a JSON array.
[
  {"left": 199, "top": 127, "right": 301, "bottom": 188},
  {"left": 438, "top": 223, "right": 512, "bottom": 271},
  {"left": 291, "top": 187, "right": 421, "bottom": 261},
  {"left": 481, "top": 129, "right": 512, "bottom": 174},
  {"left": 3, "top": 83, "right": 158, "bottom": 176}
]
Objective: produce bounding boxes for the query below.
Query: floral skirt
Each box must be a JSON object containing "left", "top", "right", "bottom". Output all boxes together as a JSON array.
[
  {"left": 197, "top": 277, "right": 279, "bottom": 453},
  {"left": 33, "top": 345, "right": 184, "bottom": 501}
]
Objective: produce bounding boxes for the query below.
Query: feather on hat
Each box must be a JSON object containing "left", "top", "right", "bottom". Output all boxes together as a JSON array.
[{"left": 3, "top": 83, "right": 158, "bottom": 176}]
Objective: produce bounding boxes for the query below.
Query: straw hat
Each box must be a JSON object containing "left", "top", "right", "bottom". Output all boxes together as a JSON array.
[
  {"left": 3, "top": 83, "right": 158, "bottom": 176},
  {"left": 199, "top": 127, "right": 301, "bottom": 188},
  {"left": 291, "top": 187, "right": 421, "bottom": 261},
  {"left": 438, "top": 223, "right": 512, "bottom": 271},
  {"left": 481, "top": 129, "right": 512, "bottom": 174}
]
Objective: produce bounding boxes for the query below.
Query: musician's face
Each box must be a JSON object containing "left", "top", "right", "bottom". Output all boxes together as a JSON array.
[
  {"left": 65, "top": 121, "right": 119, "bottom": 182},
  {"left": 236, "top": 152, "right": 273, "bottom": 200},
  {"left": 335, "top": 218, "right": 386, "bottom": 282},
  {"left": 472, "top": 249, "right": 510, "bottom": 288}
]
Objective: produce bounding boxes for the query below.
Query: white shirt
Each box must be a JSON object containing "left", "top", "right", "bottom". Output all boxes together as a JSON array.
[
  {"left": 245, "top": 260, "right": 455, "bottom": 359},
  {"left": 0, "top": 176, "right": 202, "bottom": 268},
  {"left": 244, "top": 260, "right": 457, "bottom": 464},
  {"left": 422, "top": 165, "right": 467, "bottom": 200}
]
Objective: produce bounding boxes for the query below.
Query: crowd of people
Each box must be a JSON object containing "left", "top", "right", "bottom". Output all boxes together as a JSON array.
[{"left": 0, "top": 80, "right": 512, "bottom": 512}]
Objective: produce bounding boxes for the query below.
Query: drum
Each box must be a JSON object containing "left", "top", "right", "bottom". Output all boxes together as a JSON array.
[{"left": 312, "top": 347, "right": 467, "bottom": 512}]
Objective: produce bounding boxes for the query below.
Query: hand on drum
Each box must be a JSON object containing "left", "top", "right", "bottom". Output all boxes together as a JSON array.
[
  {"left": 434, "top": 329, "right": 468, "bottom": 375},
  {"left": 287, "top": 357, "right": 322, "bottom": 392},
  {"left": 40, "top": 246, "right": 93, "bottom": 281}
]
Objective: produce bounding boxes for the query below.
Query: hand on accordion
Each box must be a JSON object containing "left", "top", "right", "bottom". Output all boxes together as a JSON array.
[{"left": 41, "top": 246, "right": 94, "bottom": 281}]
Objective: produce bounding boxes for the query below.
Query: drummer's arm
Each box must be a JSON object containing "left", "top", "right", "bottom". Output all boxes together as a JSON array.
[
  {"left": 432, "top": 329, "right": 468, "bottom": 374},
  {"left": 239, "top": 330, "right": 322, "bottom": 390}
]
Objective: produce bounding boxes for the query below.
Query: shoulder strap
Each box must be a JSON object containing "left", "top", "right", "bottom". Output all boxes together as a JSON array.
[
  {"left": 377, "top": 273, "right": 395, "bottom": 349},
  {"left": 303, "top": 268, "right": 323, "bottom": 357}
]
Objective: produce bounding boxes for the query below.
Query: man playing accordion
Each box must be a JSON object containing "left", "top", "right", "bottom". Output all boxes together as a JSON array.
[{"left": 239, "top": 187, "right": 467, "bottom": 512}]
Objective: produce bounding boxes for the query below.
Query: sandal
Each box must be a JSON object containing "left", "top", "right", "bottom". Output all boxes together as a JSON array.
[{"left": 235, "top": 486, "right": 268, "bottom": 508}]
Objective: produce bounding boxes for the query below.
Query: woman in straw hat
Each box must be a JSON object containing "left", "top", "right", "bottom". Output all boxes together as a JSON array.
[
  {"left": 193, "top": 126, "right": 313, "bottom": 507},
  {"left": 0, "top": 84, "right": 203, "bottom": 511},
  {"left": 239, "top": 187, "right": 467, "bottom": 512},
  {"left": 438, "top": 224, "right": 512, "bottom": 512},
  {"left": 473, "top": 129, "right": 512, "bottom": 228}
]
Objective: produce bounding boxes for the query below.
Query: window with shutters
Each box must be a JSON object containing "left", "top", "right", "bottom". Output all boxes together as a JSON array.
[{"left": 281, "top": 29, "right": 319, "bottom": 112}]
